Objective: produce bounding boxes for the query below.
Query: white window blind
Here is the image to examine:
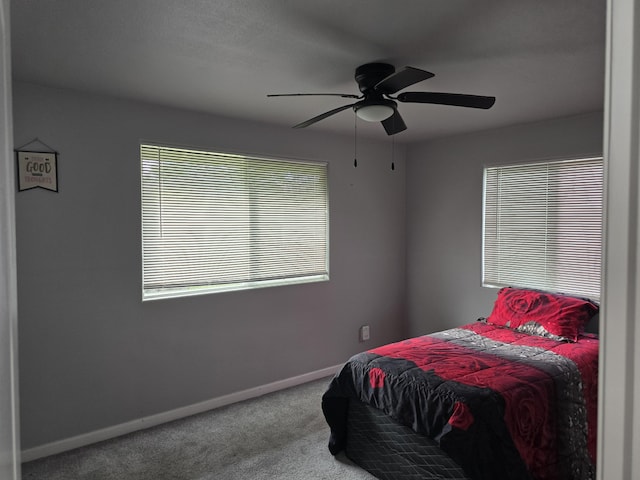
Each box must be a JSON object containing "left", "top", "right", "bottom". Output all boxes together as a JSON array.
[
  {"left": 483, "top": 157, "right": 603, "bottom": 300},
  {"left": 141, "top": 144, "right": 329, "bottom": 300}
]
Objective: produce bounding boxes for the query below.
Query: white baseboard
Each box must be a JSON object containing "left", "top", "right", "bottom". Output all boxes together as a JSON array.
[{"left": 21, "top": 364, "right": 342, "bottom": 463}]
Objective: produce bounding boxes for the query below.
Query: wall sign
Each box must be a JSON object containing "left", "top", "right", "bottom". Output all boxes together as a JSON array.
[{"left": 15, "top": 139, "right": 59, "bottom": 192}]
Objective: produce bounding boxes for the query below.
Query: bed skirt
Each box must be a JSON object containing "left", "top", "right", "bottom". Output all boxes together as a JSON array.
[{"left": 345, "top": 400, "right": 471, "bottom": 480}]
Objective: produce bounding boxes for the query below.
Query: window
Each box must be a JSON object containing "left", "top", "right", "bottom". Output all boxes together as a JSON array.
[
  {"left": 141, "top": 144, "right": 329, "bottom": 300},
  {"left": 483, "top": 156, "right": 603, "bottom": 300}
]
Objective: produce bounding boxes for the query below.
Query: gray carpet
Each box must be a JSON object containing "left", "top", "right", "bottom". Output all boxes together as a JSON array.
[{"left": 22, "top": 377, "right": 377, "bottom": 480}]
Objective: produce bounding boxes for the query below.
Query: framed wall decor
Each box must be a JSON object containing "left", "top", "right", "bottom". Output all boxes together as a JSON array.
[{"left": 15, "top": 138, "right": 59, "bottom": 192}]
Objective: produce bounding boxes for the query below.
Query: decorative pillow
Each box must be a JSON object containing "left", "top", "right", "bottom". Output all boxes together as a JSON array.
[{"left": 486, "top": 287, "right": 599, "bottom": 342}]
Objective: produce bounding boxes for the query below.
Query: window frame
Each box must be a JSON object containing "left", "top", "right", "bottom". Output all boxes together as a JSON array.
[
  {"left": 482, "top": 155, "right": 603, "bottom": 301},
  {"left": 140, "top": 143, "right": 330, "bottom": 301}
]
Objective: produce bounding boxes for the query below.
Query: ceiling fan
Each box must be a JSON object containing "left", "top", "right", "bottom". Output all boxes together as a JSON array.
[{"left": 268, "top": 62, "right": 496, "bottom": 135}]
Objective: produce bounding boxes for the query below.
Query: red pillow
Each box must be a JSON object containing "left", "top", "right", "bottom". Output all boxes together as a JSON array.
[{"left": 486, "top": 287, "right": 598, "bottom": 342}]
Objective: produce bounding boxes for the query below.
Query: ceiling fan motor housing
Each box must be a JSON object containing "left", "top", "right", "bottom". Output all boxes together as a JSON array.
[{"left": 355, "top": 63, "right": 395, "bottom": 93}]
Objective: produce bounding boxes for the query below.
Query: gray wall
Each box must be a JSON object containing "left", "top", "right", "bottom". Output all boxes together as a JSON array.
[
  {"left": 13, "top": 80, "right": 606, "bottom": 453},
  {"left": 405, "top": 112, "right": 604, "bottom": 336},
  {"left": 13, "top": 82, "right": 407, "bottom": 450}
]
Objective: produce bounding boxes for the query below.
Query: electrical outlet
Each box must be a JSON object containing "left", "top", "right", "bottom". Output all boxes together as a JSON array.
[{"left": 360, "top": 325, "right": 370, "bottom": 342}]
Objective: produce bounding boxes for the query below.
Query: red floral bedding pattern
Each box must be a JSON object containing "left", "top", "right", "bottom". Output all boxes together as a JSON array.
[
  {"left": 486, "top": 287, "right": 598, "bottom": 342},
  {"left": 322, "top": 322, "right": 598, "bottom": 480}
]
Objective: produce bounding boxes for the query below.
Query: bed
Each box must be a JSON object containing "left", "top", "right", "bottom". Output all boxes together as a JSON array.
[{"left": 322, "top": 287, "right": 599, "bottom": 480}]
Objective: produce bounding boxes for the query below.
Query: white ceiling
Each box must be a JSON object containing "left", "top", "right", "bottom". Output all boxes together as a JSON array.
[{"left": 10, "top": 0, "right": 606, "bottom": 143}]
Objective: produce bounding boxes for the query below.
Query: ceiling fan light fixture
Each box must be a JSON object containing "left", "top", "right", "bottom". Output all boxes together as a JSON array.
[{"left": 354, "top": 103, "right": 395, "bottom": 122}]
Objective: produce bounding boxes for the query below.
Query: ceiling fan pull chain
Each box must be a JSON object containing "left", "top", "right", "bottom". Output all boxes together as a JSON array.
[
  {"left": 391, "top": 123, "right": 396, "bottom": 171},
  {"left": 354, "top": 114, "right": 358, "bottom": 168}
]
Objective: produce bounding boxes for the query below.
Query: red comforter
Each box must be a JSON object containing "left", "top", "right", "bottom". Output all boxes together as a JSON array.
[{"left": 322, "top": 322, "right": 598, "bottom": 480}]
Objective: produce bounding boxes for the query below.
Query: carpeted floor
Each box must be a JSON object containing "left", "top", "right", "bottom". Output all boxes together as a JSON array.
[{"left": 22, "top": 377, "right": 378, "bottom": 480}]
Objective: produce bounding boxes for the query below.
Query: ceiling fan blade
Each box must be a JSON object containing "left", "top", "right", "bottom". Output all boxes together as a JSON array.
[
  {"left": 381, "top": 110, "right": 407, "bottom": 135},
  {"left": 375, "top": 66, "right": 435, "bottom": 94},
  {"left": 397, "top": 92, "right": 496, "bottom": 109},
  {"left": 268, "top": 93, "right": 361, "bottom": 99},
  {"left": 293, "top": 103, "right": 355, "bottom": 129}
]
